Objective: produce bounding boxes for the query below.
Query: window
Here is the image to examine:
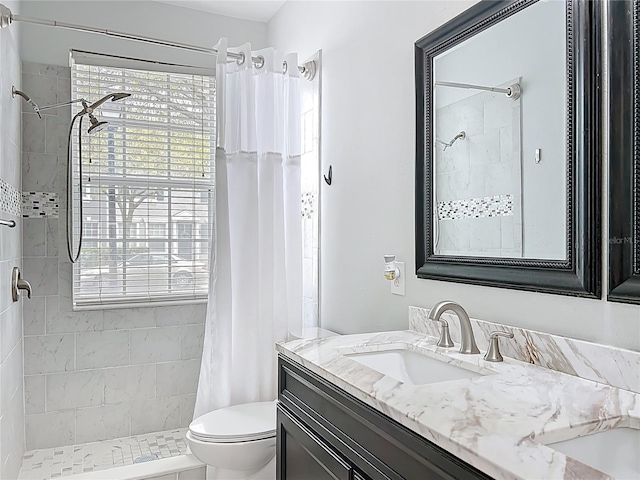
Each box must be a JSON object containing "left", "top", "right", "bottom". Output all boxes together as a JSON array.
[
  {"left": 84, "top": 221, "right": 99, "bottom": 237},
  {"left": 83, "top": 221, "right": 99, "bottom": 248},
  {"left": 71, "top": 52, "right": 215, "bottom": 307},
  {"left": 148, "top": 223, "right": 167, "bottom": 252},
  {"left": 198, "top": 224, "right": 209, "bottom": 256}
]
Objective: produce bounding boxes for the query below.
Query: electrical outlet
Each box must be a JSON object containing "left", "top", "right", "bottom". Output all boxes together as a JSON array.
[{"left": 391, "top": 261, "right": 405, "bottom": 296}]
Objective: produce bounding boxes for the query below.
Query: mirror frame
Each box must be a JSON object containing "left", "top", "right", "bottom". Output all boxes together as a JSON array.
[
  {"left": 415, "top": 0, "right": 601, "bottom": 298},
  {"left": 608, "top": 0, "right": 640, "bottom": 303}
]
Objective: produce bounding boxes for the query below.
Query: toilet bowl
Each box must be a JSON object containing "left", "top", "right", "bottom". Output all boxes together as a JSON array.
[{"left": 186, "top": 401, "right": 277, "bottom": 480}]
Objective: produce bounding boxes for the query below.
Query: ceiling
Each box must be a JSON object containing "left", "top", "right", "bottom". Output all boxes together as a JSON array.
[{"left": 154, "top": 0, "right": 286, "bottom": 23}]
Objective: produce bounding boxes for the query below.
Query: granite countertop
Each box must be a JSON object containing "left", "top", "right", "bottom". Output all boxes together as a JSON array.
[{"left": 277, "top": 330, "right": 639, "bottom": 480}]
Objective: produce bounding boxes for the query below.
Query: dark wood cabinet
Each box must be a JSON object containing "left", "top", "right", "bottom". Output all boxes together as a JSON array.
[
  {"left": 277, "top": 355, "right": 493, "bottom": 480},
  {"left": 278, "top": 404, "right": 354, "bottom": 480}
]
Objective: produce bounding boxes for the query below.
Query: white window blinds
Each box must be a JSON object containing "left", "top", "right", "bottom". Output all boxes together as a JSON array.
[{"left": 71, "top": 53, "right": 215, "bottom": 308}]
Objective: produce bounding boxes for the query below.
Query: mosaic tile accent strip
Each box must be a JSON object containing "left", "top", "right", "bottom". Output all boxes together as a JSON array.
[
  {"left": 22, "top": 192, "right": 59, "bottom": 218},
  {"left": 0, "top": 178, "right": 22, "bottom": 216},
  {"left": 18, "top": 428, "right": 188, "bottom": 480},
  {"left": 301, "top": 191, "right": 315, "bottom": 219},
  {"left": 438, "top": 194, "right": 513, "bottom": 220}
]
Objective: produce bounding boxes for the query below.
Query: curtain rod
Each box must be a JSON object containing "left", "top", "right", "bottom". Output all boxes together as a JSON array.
[
  {"left": 0, "top": 3, "right": 316, "bottom": 80},
  {"left": 435, "top": 81, "right": 521, "bottom": 100}
]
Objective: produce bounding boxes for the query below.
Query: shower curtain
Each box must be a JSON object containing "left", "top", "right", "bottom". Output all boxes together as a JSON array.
[{"left": 194, "top": 38, "right": 302, "bottom": 417}]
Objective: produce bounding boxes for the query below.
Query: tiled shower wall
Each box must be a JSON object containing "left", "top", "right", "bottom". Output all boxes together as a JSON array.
[
  {"left": 0, "top": 9, "right": 26, "bottom": 479},
  {"left": 21, "top": 62, "right": 206, "bottom": 451},
  {"left": 434, "top": 82, "right": 523, "bottom": 257}
]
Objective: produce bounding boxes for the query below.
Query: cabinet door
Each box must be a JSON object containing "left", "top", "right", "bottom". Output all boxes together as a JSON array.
[
  {"left": 353, "top": 472, "right": 372, "bottom": 480},
  {"left": 277, "top": 405, "right": 352, "bottom": 480}
]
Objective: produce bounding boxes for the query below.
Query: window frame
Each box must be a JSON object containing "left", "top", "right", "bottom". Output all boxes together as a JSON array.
[{"left": 70, "top": 52, "right": 215, "bottom": 310}]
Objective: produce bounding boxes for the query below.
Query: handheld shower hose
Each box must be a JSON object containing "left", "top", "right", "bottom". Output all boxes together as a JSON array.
[{"left": 65, "top": 93, "right": 131, "bottom": 263}]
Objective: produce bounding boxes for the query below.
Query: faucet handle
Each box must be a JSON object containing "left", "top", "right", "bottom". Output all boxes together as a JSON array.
[
  {"left": 435, "top": 319, "right": 454, "bottom": 348},
  {"left": 484, "top": 331, "right": 514, "bottom": 362},
  {"left": 11, "top": 267, "right": 33, "bottom": 301}
]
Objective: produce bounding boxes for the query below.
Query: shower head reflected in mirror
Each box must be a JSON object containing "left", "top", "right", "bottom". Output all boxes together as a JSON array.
[{"left": 436, "top": 131, "right": 466, "bottom": 151}]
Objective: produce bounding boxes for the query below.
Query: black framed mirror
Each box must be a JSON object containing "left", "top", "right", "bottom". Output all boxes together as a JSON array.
[
  {"left": 608, "top": 0, "right": 640, "bottom": 303},
  {"left": 415, "top": 0, "right": 601, "bottom": 298}
]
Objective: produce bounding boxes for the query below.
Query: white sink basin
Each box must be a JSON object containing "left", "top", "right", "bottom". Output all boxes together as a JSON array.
[
  {"left": 548, "top": 427, "right": 639, "bottom": 479},
  {"left": 345, "top": 349, "right": 482, "bottom": 385}
]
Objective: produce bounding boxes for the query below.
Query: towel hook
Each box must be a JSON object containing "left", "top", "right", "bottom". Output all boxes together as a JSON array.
[{"left": 324, "top": 165, "right": 333, "bottom": 186}]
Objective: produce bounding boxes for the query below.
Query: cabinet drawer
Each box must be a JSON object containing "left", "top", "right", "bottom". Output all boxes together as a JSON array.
[
  {"left": 277, "top": 404, "right": 352, "bottom": 480},
  {"left": 278, "top": 355, "right": 492, "bottom": 480}
]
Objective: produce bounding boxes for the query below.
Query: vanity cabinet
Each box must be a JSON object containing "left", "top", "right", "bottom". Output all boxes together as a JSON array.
[
  {"left": 277, "top": 355, "right": 492, "bottom": 480},
  {"left": 279, "top": 405, "right": 360, "bottom": 480}
]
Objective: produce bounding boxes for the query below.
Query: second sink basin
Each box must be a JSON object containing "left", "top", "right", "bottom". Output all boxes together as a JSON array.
[
  {"left": 345, "top": 349, "right": 482, "bottom": 385},
  {"left": 547, "top": 427, "right": 639, "bottom": 479}
]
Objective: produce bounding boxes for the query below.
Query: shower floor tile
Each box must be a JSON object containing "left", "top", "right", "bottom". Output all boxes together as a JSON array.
[{"left": 18, "top": 428, "right": 188, "bottom": 480}]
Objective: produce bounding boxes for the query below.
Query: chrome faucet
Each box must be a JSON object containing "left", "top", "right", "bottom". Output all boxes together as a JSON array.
[{"left": 428, "top": 301, "right": 480, "bottom": 354}]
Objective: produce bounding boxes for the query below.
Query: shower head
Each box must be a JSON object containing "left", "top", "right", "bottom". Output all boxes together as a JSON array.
[
  {"left": 110, "top": 93, "right": 131, "bottom": 101},
  {"left": 436, "top": 131, "right": 466, "bottom": 151},
  {"left": 12, "top": 87, "right": 42, "bottom": 118},
  {"left": 86, "top": 92, "right": 131, "bottom": 112},
  {"left": 87, "top": 114, "right": 108, "bottom": 135},
  {"left": 80, "top": 92, "right": 130, "bottom": 134}
]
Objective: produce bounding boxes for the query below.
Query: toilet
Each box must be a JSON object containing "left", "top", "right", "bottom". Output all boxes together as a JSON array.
[{"left": 186, "top": 401, "right": 277, "bottom": 480}]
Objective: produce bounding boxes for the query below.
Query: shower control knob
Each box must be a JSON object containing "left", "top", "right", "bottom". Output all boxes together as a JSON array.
[{"left": 11, "top": 267, "right": 32, "bottom": 301}]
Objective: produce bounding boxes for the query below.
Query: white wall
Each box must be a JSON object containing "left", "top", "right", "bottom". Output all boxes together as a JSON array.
[
  {"left": 19, "top": 1, "right": 268, "bottom": 67},
  {"left": 267, "top": 1, "right": 640, "bottom": 352},
  {"left": 434, "top": 0, "right": 567, "bottom": 259}
]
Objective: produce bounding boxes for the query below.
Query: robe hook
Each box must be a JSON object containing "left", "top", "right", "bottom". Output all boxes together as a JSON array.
[{"left": 324, "top": 165, "right": 332, "bottom": 186}]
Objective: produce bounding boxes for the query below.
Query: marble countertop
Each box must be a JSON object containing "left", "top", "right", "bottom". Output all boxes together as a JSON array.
[{"left": 277, "top": 330, "right": 639, "bottom": 480}]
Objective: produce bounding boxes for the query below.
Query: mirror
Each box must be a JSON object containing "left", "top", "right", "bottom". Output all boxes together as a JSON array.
[
  {"left": 432, "top": 0, "right": 566, "bottom": 259},
  {"left": 608, "top": 0, "right": 640, "bottom": 303},
  {"left": 415, "top": 0, "right": 601, "bottom": 297}
]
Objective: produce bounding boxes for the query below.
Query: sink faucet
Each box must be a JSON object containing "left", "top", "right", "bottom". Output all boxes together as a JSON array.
[{"left": 428, "top": 301, "right": 480, "bottom": 354}]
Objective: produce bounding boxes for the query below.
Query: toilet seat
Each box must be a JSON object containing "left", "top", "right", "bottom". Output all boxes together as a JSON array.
[{"left": 188, "top": 401, "right": 276, "bottom": 444}]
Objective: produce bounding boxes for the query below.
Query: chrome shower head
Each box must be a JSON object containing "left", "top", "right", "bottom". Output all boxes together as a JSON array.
[
  {"left": 110, "top": 92, "right": 131, "bottom": 101},
  {"left": 87, "top": 92, "right": 131, "bottom": 111},
  {"left": 12, "top": 87, "right": 42, "bottom": 118},
  {"left": 87, "top": 114, "right": 108, "bottom": 135}
]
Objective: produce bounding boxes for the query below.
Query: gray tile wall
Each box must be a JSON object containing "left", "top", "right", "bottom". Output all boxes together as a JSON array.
[
  {"left": 434, "top": 81, "right": 523, "bottom": 257},
  {"left": 0, "top": 12, "right": 26, "bottom": 480},
  {"left": 21, "top": 62, "right": 206, "bottom": 451}
]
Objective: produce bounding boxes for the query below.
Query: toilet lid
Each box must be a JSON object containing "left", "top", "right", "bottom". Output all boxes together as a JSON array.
[{"left": 189, "top": 401, "right": 276, "bottom": 443}]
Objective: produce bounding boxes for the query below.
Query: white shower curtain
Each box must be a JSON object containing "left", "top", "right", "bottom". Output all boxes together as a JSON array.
[{"left": 194, "top": 38, "right": 302, "bottom": 417}]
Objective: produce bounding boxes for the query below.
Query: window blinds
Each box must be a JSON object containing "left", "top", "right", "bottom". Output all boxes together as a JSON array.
[{"left": 71, "top": 54, "right": 215, "bottom": 307}]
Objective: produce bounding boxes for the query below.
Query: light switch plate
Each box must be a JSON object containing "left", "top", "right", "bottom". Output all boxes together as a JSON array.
[{"left": 391, "top": 261, "right": 405, "bottom": 296}]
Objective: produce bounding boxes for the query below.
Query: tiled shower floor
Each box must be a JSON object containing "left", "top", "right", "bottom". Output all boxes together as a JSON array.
[{"left": 18, "top": 428, "right": 188, "bottom": 480}]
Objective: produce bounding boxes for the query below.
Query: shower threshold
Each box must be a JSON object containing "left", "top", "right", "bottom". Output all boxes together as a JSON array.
[{"left": 18, "top": 428, "right": 204, "bottom": 480}]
